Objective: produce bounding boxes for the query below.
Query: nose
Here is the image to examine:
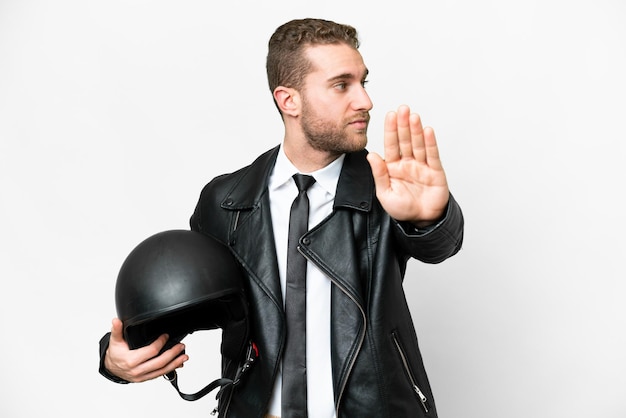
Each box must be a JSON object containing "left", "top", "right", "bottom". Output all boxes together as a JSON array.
[{"left": 353, "top": 85, "right": 373, "bottom": 111}]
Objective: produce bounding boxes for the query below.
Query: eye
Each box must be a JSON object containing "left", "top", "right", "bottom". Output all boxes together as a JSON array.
[
  {"left": 361, "top": 79, "right": 369, "bottom": 88},
  {"left": 334, "top": 82, "right": 347, "bottom": 90}
]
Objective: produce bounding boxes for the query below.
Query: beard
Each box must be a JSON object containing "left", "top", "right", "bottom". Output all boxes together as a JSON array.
[{"left": 300, "top": 98, "right": 369, "bottom": 155}]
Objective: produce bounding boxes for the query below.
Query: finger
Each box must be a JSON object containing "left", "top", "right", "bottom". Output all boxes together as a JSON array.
[
  {"left": 410, "top": 112, "right": 426, "bottom": 163},
  {"left": 141, "top": 355, "right": 189, "bottom": 382},
  {"left": 383, "top": 111, "right": 400, "bottom": 161},
  {"left": 125, "top": 333, "right": 171, "bottom": 365},
  {"left": 396, "top": 105, "right": 413, "bottom": 159},
  {"left": 135, "top": 344, "right": 188, "bottom": 382},
  {"left": 423, "top": 126, "right": 443, "bottom": 170},
  {"left": 147, "top": 333, "right": 170, "bottom": 355},
  {"left": 366, "top": 152, "right": 391, "bottom": 194}
]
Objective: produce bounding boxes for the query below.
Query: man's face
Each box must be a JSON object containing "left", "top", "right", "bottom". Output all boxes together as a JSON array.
[{"left": 299, "top": 43, "right": 373, "bottom": 154}]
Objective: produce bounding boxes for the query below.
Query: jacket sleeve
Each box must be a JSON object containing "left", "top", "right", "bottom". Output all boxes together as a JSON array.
[{"left": 393, "top": 193, "right": 464, "bottom": 264}]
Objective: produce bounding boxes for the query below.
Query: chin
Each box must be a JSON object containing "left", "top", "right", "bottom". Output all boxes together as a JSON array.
[
  {"left": 340, "top": 141, "right": 367, "bottom": 154},
  {"left": 351, "top": 135, "right": 368, "bottom": 151}
]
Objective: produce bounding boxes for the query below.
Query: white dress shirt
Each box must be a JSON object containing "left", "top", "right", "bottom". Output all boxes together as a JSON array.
[{"left": 266, "top": 145, "right": 344, "bottom": 418}]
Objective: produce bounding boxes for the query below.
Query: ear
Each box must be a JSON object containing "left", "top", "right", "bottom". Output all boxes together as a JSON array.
[{"left": 273, "top": 86, "right": 300, "bottom": 117}]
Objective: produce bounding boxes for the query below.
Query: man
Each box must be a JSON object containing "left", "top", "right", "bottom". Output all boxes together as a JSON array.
[{"left": 100, "top": 18, "right": 463, "bottom": 418}]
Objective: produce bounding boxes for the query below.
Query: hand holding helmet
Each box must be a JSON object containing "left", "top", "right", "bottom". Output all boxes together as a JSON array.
[{"left": 104, "top": 317, "right": 188, "bottom": 383}]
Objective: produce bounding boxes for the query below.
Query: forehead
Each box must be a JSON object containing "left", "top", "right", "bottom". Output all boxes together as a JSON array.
[{"left": 304, "top": 43, "right": 368, "bottom": 80}]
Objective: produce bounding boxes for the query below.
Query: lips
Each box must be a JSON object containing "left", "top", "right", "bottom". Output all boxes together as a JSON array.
[
  {"left": 350, "top": 120, "right": 369, "bottom": 130},
  {"left": 348, "top": 113, "right": 370, "bottom": 129}
]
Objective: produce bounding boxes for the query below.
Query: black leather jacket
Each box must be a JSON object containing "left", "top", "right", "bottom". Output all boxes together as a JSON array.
[{"left": 189, "top": 146, "right": 464, "bottom": 417}]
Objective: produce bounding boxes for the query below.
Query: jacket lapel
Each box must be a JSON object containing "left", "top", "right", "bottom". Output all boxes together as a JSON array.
[
  {"left": 303, "top": 150, "right": 374, "bottom": 306},
  {"left": 221, "top": 147, "right": 284, "bottom": 307}
]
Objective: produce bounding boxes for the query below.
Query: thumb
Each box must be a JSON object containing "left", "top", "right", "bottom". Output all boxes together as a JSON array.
[
  {"left": 366, "top": 152, "right": 390, "bottom": 193},
  {"left": 109, "top": 317, "right": 126, "bottom": 344}
]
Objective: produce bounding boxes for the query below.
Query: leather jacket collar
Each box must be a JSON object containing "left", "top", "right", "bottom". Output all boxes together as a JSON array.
[{"left": 220, "top": 145, "right": 374, "bottom": 214}]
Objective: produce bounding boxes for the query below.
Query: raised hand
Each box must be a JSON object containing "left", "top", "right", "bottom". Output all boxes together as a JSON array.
[{"left": 366, "top": 105, "right": 449, "bottom": 227}]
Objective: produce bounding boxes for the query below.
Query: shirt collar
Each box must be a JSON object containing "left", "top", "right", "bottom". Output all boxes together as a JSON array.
[{"left": 268, "top": 145, "right": 345, "bottom": 197}]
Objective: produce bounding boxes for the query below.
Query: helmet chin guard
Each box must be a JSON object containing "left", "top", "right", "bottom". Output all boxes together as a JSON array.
[{"left": 115, "top": 230, "right": 256, "bottom": 402}]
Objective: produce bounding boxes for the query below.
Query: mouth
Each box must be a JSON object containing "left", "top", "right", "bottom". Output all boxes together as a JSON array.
[{"left": 348, "top": 114, "right": 370, "bottom": 130}]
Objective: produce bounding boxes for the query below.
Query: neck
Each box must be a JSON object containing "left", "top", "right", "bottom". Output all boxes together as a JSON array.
[{"left": 282, "top": 139, "right": 341, "bottom": 173}]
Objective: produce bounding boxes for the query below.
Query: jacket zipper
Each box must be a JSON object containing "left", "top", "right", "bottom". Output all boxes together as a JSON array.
[
  {"left": 332, "top": 278, "right": 366, "bottom": 417},
  {"left": 300, "top": 246, "right": 367, "bottom": 418},
  {"left": 391, "top": 331, "right": 430, "bottom": 414}
]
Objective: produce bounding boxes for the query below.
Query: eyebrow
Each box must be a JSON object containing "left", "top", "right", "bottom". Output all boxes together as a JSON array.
[{"left": 327, "top": 68, "right": 369, "bottom": 83}]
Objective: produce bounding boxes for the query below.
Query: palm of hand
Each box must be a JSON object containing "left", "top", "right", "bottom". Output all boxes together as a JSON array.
[{"left": 367, "top": 105, "right": 450, "bottom": 225}]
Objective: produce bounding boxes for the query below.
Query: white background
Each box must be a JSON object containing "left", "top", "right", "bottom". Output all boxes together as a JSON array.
[{"left": 1, "top": 1, "right": 625, "bottom": 417}]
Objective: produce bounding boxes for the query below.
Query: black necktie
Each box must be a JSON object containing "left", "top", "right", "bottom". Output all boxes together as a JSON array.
[{"left": 282, "top": 173, "right": 315, "bottom": 418}]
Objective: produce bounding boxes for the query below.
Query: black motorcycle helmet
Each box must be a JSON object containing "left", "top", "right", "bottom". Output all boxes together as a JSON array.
[{"left": 115, "top": 229, "right": 257, "bottom": 402}]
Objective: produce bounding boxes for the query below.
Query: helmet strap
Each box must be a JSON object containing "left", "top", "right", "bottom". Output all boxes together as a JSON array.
[{"left": 163, "top": 340, "right": 258, "bottom": 402}]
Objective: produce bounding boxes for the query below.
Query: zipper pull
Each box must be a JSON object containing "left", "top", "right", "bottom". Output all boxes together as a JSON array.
[{"left": 413, "top": 385, "right": 429, "bottom": 413}]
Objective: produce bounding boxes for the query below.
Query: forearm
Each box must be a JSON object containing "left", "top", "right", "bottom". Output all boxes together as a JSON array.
[{"left": 394, "top": 193, "right": 464, "bottom": 264}]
